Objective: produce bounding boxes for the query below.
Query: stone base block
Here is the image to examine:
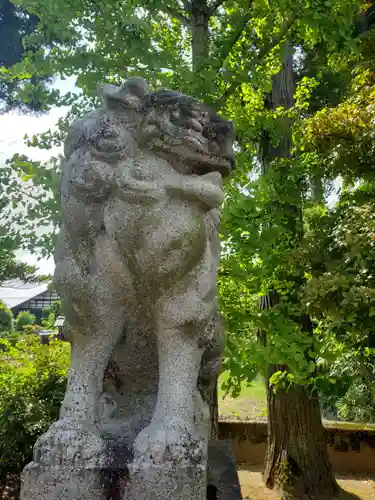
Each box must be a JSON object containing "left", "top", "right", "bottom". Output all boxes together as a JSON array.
[
  {"left": 21, "top": 462, "right": 106, "bottom": 500},
  {"left": 20, "top": 441, "right": 242, "bottom": 500},
  {"left": 125, "top": 457, "right": 206, "bottom": 500}
]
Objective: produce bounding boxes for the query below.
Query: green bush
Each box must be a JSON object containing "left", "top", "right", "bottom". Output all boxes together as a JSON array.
[
  {"left": 21, "top": 324, "right": 40, "bottom": 336},
  {"left": 15, "top": 311, "right": 36, "bottom": 332},
  {"left": 41, "top": 312, "right": 56, "bottom": 330},
  {"left": 42, "top": 301, "right": 61, "bottom": 330},
  {"left": 0, "top": 331, "right": 21, "bottom": 347},
  {"left": 336, "top": 381, "right": 375, "bottom": 423},
  {"left": 0, "top": 301, "right": 13, "bottom": 333},
  {"left": 0, "top": 336, "right": 70, "bottom": 479},
  {"left": 318, "top": 350, "right": 375, "bottom": 423}
]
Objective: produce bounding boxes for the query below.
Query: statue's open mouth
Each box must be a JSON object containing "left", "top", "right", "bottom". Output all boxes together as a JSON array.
[
  {"left": 192, "top": 151, "right": 235, "bottom": 176},
  {"left": 175, "top": 131, "right": 236, "bottom": 176}
]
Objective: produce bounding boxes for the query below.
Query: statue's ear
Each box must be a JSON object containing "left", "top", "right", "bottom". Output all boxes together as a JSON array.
[
  {"left": 120, "top": 77, "right": 151, "bottom": 97},
  {"left": 100, "top": 77, "right": 151, "bottom": 109}
]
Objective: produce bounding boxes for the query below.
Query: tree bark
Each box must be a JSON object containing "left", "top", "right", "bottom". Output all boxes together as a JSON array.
[
  {"left": 263, "top": 367, "right": 339, "bottom": 500},
  {"left": 190, "top": 0, "right": 209, "bottom": 73},
  {"left": 312, "top": 173, "right": 324, "bottom": 203},
  {"left": 260, "top": 45, "right": 341, "bottom": 499}
]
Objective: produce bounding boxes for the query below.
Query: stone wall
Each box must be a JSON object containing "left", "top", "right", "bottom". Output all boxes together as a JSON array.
[{"left": 218, "top": 420, "right": 375, "bottom": 473}]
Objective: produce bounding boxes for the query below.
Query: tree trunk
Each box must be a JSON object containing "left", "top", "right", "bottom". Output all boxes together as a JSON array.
[
  {"left": 263, "top": 367, "right": 339, "bottom": 500},
  {"left": 312, "top": 173, "right": 324, "bottom": 203},
  {"left": 190, "top": 0, "right": 209, "bottom": 73},
  {"left": 260, "top": 45, "right": 341, "bottom": 499}
]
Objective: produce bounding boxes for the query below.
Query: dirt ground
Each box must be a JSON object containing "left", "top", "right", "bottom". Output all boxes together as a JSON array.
[
  {"left": 219, "top": 375, "right": 375, "bottom": 498},
  {"left": 238, "top": 465, "right": 375, "bottom": 499}
]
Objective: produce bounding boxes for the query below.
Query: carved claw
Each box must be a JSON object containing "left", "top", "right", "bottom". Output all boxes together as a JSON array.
[
  {"left": 133, "top": 419, "right": 199, "bottom": 463},
  {"left": 33, "top": 418, "right": 107, "bottom": 467}
]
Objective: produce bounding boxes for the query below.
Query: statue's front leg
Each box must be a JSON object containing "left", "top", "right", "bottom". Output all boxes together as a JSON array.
[
  {"left": 22, "top": 310, "right": 127, "bottom": 500},
  {"left": 33, "top": 234, "right": 129, "bottom": 468},
  {"left": 133, "top": 288, "right": 213, "bottom": 462},
  {"left": 133, "top": 327, "right": 204, "bottom": 461},
  {"left": 33, "top": 313, "right": 125, "bottom": 467}
]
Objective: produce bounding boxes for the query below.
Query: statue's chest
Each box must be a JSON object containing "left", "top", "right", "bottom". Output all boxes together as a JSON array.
[
  {"left": 104, "top": 195, "right": 204, "bottom": 255},
  {"left": 118, "top": 154, "right": 178, "bottom": 183}
]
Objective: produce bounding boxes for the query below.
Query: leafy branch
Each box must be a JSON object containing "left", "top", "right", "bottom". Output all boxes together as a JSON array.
[
  {"left": 9, "top": 185, "right": 53, "bottom": 208},
  {"left": 216, "top": 11, "right": 298, "bottom": 108},
  {"left": 208, "top": 0, "right": 227, "bottom": 16},
  {"left": 163, "top": 4, "right": 191, "bottom": 26},
  {"left": 212, "top": 0, "right": 255, "bottom": 73}
]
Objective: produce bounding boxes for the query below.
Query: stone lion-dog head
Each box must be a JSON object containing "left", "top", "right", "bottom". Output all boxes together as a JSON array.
[{"left": 99, "top": 77, "right": 236, "bottom": 177}]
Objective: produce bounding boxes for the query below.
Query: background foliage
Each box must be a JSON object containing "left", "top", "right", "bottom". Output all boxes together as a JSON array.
[{"left": 0, "top": 337, "right": 69, "bottom": 480}]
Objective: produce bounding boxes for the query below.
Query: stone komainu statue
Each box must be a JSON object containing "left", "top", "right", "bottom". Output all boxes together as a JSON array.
[{"left": 32, "top": 78, "right": 235, "bottom": 472}]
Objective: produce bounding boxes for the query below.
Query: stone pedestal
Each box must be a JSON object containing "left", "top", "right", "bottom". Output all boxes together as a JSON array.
[
  {"left": 125, "top": 455, "right": 206, "bottom": 500},
  {"left": 20, "top": 440, "right": 243, "bottom": 500},
  {"left": 21, "top": 462, "right": 105, "bottom": 500}
]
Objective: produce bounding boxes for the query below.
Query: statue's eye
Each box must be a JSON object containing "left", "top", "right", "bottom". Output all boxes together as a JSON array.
[
  {"left": 90, "top": 128, "right": 109, "bottom": 142},
  {"left": 103, "top": 128, "right": 117, "bottom": 138},
  {"left": 87, "top": 113, "right": 119, "bottom": 143},
  {"left": 88, "top": 124, "right": 123, "bottom": 154}
]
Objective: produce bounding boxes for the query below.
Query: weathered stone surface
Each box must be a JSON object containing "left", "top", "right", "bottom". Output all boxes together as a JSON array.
[
  {"left": 125, "top": 441, "right": 206, "bottom": 500},
  {"left": 21, "top": 463, "right": 106, "bottom": 500},
  {"left": 20, "top": 77, "right": 235, "bottom": 500}
]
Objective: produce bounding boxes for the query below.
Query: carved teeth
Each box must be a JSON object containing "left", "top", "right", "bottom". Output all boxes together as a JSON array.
[
  {"left": 187, "top": 136, "right": 205, "bottom": 151},
  {"left": 186, "top": 118, "right": 203, "bottom": 132}
]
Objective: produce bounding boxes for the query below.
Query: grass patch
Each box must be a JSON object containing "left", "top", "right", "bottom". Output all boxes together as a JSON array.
[
  {"left": 217, "top": 373, "right": 375, "bottom": 430},
  {"left": 218, "top": 372, "right": 267, "bottom": 420}
]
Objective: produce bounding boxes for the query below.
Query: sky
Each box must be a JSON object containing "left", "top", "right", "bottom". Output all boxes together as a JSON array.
[{"left": 0, "top": 77, "right": 77, "bottom": 276}]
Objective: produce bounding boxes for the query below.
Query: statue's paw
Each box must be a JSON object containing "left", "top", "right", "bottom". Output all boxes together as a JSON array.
[
  {"left": 34, "top": 418, "right": 107, "bottom": 467},
  {"left": 133, "top": 419, "right": 200, "bottom": 463}
]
